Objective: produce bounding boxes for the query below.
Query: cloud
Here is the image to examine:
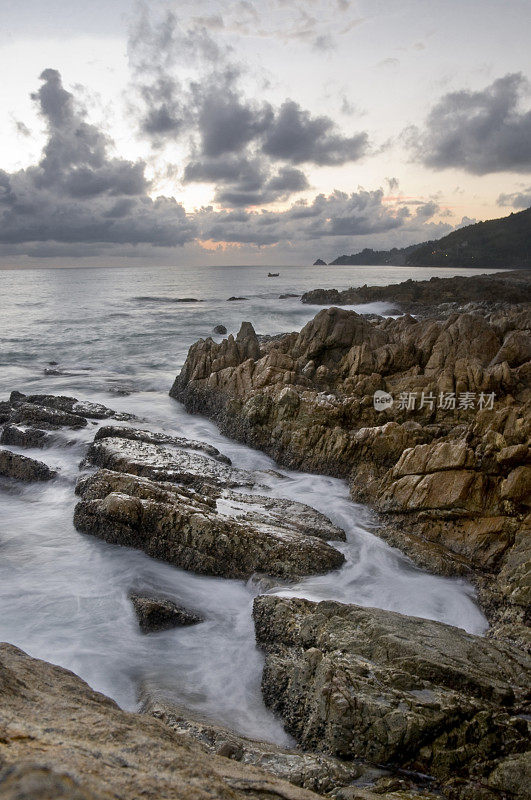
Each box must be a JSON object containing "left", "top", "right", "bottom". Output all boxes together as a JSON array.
[
  {"left": 197, "top": 188, "right": 451, "bottom": 247},
  {"left": 184, "top": 155, "right": 309, "bottom": 207},
  {"left": 127, "top": 5, "right": 369, "bottom": 206},
  {"left": 497, "top": 187, "right": 531, "bottom": 209},
  {"left": 0, "top": 70, "right": 196, "bottom": 253},
  {"left": 408, "top": 73, "right": 531, "bottom": 174},
  {"left": 262, "top": 100, "right": 368, "bottom": 165},
  {"left": 1, "top": 67, "right": 455, "bottom": 261}
]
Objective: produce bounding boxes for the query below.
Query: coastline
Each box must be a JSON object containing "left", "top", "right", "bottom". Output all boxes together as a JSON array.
[{"left": 0, "top": 268, "right": 529, "bottom": 799}]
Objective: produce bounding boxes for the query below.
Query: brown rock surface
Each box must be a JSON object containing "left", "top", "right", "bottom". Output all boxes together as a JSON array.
[
  {"left": 0, "top": 448, "right": 57, "bottom": 481},
  {"left": 0, "top": 642, "right": 323, "bottom": 800},
  {"left": 171, "top": 282, "right": 531, "bottom": 646}
]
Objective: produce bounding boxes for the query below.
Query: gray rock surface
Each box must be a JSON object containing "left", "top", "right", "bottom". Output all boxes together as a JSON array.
[
  {"left": 94, "top": 424, "right": 232, "bottom": 464},
  {"left": 86, "top": 436, "right": 256, "bottom": 489},
  {"left": 253, "top": 596, "right": 530, "bottom": 796},
  {"left": 74, "top": 469, "right": 345, "bottom": 579}
]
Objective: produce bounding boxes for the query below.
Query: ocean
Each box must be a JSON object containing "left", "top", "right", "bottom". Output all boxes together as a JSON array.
[{"left": 0, "top": 263, "right": 496, "bottom": 741}]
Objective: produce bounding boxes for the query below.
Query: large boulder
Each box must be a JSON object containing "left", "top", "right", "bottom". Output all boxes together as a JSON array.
[
  {"left": 86, "top": 436, "right": 255, "bottom": 489},
  {"left": 0, "top": 642, "right": 322, "bottom": 800},
  {"left": 74, "top": 469, "right": 345, "bottom": 580},
  {"left": 253, "top": 596, "right": 530, "bottom": 796}
]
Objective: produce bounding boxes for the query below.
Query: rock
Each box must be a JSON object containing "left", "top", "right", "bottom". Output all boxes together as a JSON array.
[
  {"left": 0, "top": 764, "right": 98, "bottom": 800},
  {"left": 227, "top": 296, "right": 248, "bottom": 301},
  {"left": 140, "top": 686, "right": 368, "bottom": 795},
  {"left": 171, "top": 290, "right": 531, "bottom": 646},
  {"left": 10, "top": 402, "right": 88, "bottom": 429},
  {"left": 74, "top": 469, "right": 345, "bottom": 580},
  {"left": 94, "top": 425, "right": 232, "bottom": 464},
  {"left": 214, "top": 325, "right": 228, "bottom": 334},
  {"left": 300, "top": 270, "right": 531, "bottom": 314},
  {"left": 0, "top": 424, "right": 52, "bottom": 449},
  {"left": 0, "top": 449, "right": 57, "bottom": 481},
  {"left": 253, "top": 596, "right": 531, "bottom": 793},
  {"left": 0, "top": 642, "right": 322, "bottom": 800},
  {"left": 129, "top": 593, "right": 204, "bottom": 633},
  {"left": 7, "top": 392, "right": 136, "bottom": 423},
  {"left": 85, "top": 436, "right": 254, "bottom": 489},
  {"left": 279, "top": 294, "right": 301, "bottom": 299}
]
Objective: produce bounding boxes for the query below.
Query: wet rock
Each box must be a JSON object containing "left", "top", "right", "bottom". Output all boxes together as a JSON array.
[
  {"left": 171, "top": 289, "right": 531, "bottom": 646},
  {"left": 214, "top": 324, "right": 228, "bottom": 334},
  {"left": 10, "top": 402, "right": 88, "bottom": 429},
  {"left": 94, "top": 425, "right": 231, "bottom": 464},
  {"left": 1, "top": 424, "right": 52, "bottom": 449},
  {"left": 253, "top": 596, "right": 531, "bottom": 793},
  {"left": 0, "top": 449, "right": 57, "bottom": 481},
  {"left": 279, "top": 294, "right": 301, "bottom": 299},
  {"left": 0, "top": 642, "right": 322, "bottom": 800},
  {"left": 86, "top": 436, "right": 253, "bottom": 489},
  {"left": 227, "top": 296, "right": 248, "bottom": 301},
  {"left": 140, "top": 687, "right": 367, "bottom": 795},
  {"left": 129, "top": 593, "right": 204, "bottom": 633},
  {"left": 74, "top": 469, "right": 345, "bottom": 579}
]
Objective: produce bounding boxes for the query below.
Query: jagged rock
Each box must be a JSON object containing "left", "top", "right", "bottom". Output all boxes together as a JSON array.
[
  {"left": 253, "top": 596, "right": 531, "bottom": 796},
  {"left": 214, "top": 324, "right": 228, "bottom": 334},
  {"left": 0, "top": 423, "right": 52, "bottom": 449},
  {"left": 171, "top": 292, "right": 531, "bottom": 646},
  {"left": 86, "top": 436, "right": 254, "bottom": 488},
  {"left": 227, "top": 296, "right": 248, "bottom": 301},
  {"left": 74, "top": 469, "right": 345, "bottom": 579},
  {"left": 0, "top": 449, "right": 57, "bottom": 481},
  {"left": 140, "top": 686, "right": 371, "bottom": 795},
  {"left": 0, "top": 642, "right": 322, "bottom": 800},
  {"left": 129, "top": 593, "right": 204, "bottom": 633}
]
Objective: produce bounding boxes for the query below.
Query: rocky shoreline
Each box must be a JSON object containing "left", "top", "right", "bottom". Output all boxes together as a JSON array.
[
  {"left": 171, "top": 270, "right": 530, "bottom": 651},
  {"left": 1, "top": 269, "right": 530, "bottom": 799}
]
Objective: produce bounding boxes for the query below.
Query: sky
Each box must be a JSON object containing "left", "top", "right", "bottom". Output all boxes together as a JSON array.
[{"left": 0, "top": 0, "right": 530, "bottom": 267}]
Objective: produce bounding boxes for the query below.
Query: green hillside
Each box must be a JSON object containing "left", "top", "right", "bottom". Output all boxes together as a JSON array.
[
  {"left": 327, "top": 208, "right": 531, "bottom": 269},
  {"left": 407, "top": 208, "right": 531, "bottom": 268}
]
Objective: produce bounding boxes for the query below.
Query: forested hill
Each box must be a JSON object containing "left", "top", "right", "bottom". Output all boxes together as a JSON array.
[{"left": 326, "top": 208, "right": 531, "bottom": 268}]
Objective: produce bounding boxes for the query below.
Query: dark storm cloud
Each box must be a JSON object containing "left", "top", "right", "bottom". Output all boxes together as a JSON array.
[
  {"left": 194, "top": 78, "right": 274, "bottom": 158},
  {"left": 497, "top": 187, "right": 531, "bottom": 209},
  {"left": 262, "top": 101, "right": 368, "bottom": 165},
  {"left": 408, "top": 73, "right": 531, "bottom": 174},
  {"left": 0, "top": 70, "right": 196, "bottom": 253}
]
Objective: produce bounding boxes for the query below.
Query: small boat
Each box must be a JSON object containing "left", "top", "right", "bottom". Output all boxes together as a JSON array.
[{"left": 267, "top": 272, "right": 280, "bottom": 277}]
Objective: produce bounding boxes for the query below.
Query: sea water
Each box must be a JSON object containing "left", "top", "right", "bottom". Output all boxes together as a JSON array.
[{"left": 0, "top": 263, "right": 493, "bottom": 742}]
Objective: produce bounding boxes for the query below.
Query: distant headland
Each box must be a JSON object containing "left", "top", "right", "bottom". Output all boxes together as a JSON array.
[{"left": 314, "top": 207, "right": 531, "bottom": 268}]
